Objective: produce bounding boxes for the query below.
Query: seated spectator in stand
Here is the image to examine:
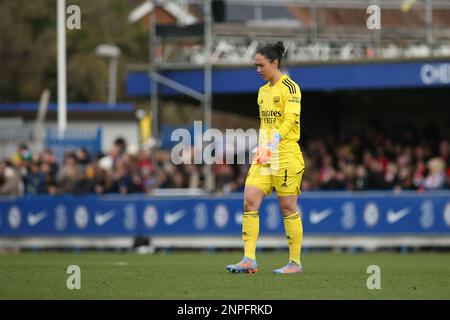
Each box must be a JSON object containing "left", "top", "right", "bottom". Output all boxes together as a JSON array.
[
  {"left": 106, "top": 157, "right": 143, "bottom": 194},
  {"left": 183, "top": 164, "right": 201, "bottom": 189},
  {"left": 42, "top": 161, "right": 58, "bottom": 195},
  {"left": 76, "top": 147, "right": 91, "bottom": 168},
  {"left": 385, "top": 162, "right": 400, "bottom": 189},
  {"left": 42, "top": 149, "right": 59, "bottom": 176},
  {"left": 23, "top": 160, "right": 46, "bottom": 195},
  {"left": 99, "top": 137, "right": 127, "bottom": 172},
  {"left": 366, "top": 157, "right": 385, "bottom": 190},
  {"left": 172, "top": 171, "right": 185, "bottom": 188},
  {"left": 0, "top": 160, "right": 22, "bottom": 196},
  {"left": 58, "top": 152, "right": 83, "bottom": 194},
  {"left": 83, "top": 161, "right": 107, "bottom": 194},
  {"left": 214, "top": 163, "right": 235, "bottom": 193},
  {"left": 397, "top": 166, "right": 416, "bottom": 191},
  {"left": 138, "top": 147, "right": 154, "bottom": 192},
  {"left": 439, "top": 140, "right": 450, "bottom": 167},
  {"left": 11, "top": 143, "right": 32, "bottom": 167},
  {"left": 423, "top": 157, "right": 446, "bottom": 190},
  {"left": 412, "top": 160, "right": 426, "bottom": 191},
  {"left": 318, "top": 155, "right": 343, "bottom": 189},
  {"left": 354, "top": 165, "right": 369, "bottom": 191}
]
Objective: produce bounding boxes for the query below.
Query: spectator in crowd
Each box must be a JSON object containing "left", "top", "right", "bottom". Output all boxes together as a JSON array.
[
  {"left": 138, "top": 146, "right": 154, "bottom": 192},
  {"left": 183, "top": 164, "right": 201, "bottom": 189},
  {"left": 2, "top": 125, "right": 450, "bottom": 195},
  {"left": 23, "top": 160, "right": 46, "bottom": 194},
  {"left": 58, "top": 152, "right": 83, "bottom": 194},
  {"left": 424, "top": 157, "right": 446, "bottom": 190},
  {"left": 11, "top": 143, "right": 32, "bottom": 167},
  {"left": 76, "top": 147, "right": 91, "bottom": 168},
  {"left": 439, "top": 140, "right": 450, "bottom": 188},
  {"left": 0, "top": 160, "right": 22, "bottom": 196},
  {"left": 99, "top": 137, "right": 127, "bottom": 172},
  {"left": 214, "top": 162, "right": 235, "bottom": 193},
  {"left": 354, "top": 165, "right": 369, "bottom": 191},
  {"left": 42, "top": 149, "right": 59, "bottom": 176},
  {"left": 83, "top": 160, "right": 108, "bottom": 194}
]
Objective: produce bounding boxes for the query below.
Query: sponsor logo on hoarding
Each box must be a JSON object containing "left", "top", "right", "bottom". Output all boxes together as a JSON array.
[
  {"left": 123, "top": 204, "right": 137, "bottom": 230},
  {"left": 214, "top": 204, "right": 229, "bottom": 229},
  {"left": 265, "top": 202, "right": 280, "bottom": 230},
  {"left": 443, "top": 202, "right": 450, "bottom": 228},
  {"left": 55, "top": 205, "right": 68, "bottom": 231},
  {"left": 27, "top": 210, "right": 47, "bottom": 226},
  {"left": 164, "top": 209, "right": 186, "bottom": 226},
  {"left": 420, "top": 201, "right": 434, "bottom": 229},
  {"left": 235, "top": 211, "right": 243, "bottom": 225},
  {"left": 387, "top": 208, "right": 411, "bottom": 224},
  {"left": 8, "top": 206, "right": 21, "bottom": 229},
  {"left": 74, "top": 206, "right": 89, "bottom": 229},
  {"left": 364, "top": 202, "right": 379, "bottom": 228},
  {"left": 143, "top": 205, "right": 158, "bottom": 229},
  {"left": 310, "top": 208, "right": 333, "bottom": 225},
  {"left": 193, "top": 203, "right": 208, "bottom": 230},
  {"left": 341, "top": 202, "right": 356, "bottom": 230},
  {"left": 95, "top": 210, "right": 115, "bottom": 226}
]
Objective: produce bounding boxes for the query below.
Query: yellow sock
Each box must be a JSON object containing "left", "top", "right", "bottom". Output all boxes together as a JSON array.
[
  {"left": 283, "top": 212, "right": 303, "bottom": 265},
  {"left": 242, "top": 211, "right": 259, "bottom": 260}
]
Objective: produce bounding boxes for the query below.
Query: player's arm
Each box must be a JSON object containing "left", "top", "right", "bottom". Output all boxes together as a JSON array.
[{"left": 269, "top": 89, "right": 301, "bottom": 149}]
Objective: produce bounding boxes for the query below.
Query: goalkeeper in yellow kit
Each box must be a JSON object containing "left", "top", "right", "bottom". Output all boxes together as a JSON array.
[{"left": 226, "top": 42, "right": 305, "bottom": 274}]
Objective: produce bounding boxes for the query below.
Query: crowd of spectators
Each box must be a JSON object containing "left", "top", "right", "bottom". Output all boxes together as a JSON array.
[
  {"left": 302, "top": 125, "right": 450, "bottom": 192},
  {"left": 1, "top": 125, "right": 450, "bottom": 196}
]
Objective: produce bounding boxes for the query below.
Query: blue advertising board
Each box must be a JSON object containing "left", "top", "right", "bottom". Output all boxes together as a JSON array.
[
  {"left": 127, "top": 60, "right": 450, "bottom": 96},
  {"left": 1, "top": 192, "right": 450, "bottom": 236}
]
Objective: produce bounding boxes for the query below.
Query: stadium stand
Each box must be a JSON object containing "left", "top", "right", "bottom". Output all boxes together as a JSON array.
[{"left": 1, "top": 122, "right": 449, "bottom": 196}]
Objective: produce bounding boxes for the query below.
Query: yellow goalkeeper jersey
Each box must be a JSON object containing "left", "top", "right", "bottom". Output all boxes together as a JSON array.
[{"left": 257, "top": 74, "right": 302, "bottom": 158}]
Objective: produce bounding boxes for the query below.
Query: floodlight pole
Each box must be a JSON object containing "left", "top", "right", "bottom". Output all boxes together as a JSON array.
[
  {"left": 57, "top": 0, "right": 67, "bottom": 138},
  {"left": 95, "top": 44, "right": 121, "bottom": 106},
  {"left": 108, "top": 56, "right": 118, "bottom": 106},
  {"left": 204, "top": 0, "right": 214, "bottom": 192},
  {"left": 149, "top": 0, "right": 158, "bottom": 169}
]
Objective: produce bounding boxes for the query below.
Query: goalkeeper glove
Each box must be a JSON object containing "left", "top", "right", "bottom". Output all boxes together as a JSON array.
[
  {"left": 254, "top": 145, "right": 272, "bottom": 164},
  {"left": 254, "top": 132, "right": 282, "bottom": 164}
]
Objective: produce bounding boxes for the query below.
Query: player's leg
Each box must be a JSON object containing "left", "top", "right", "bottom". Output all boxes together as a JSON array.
[
  {"left": 276, "top": 194, "right": 303, "bottom": 273},
  {"left": 242, "top": 185, "right": 265, "bottom": 261},
  {"left": 273, "top": 166, "right": 304, "bottom": 274},
  {"left": 226, "top": 164, "right": 272, "bottom": 274}
]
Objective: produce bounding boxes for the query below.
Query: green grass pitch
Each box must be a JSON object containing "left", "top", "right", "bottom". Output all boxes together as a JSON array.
[{"left": 1, "top": 251, "right": 449, "bottom": 299}]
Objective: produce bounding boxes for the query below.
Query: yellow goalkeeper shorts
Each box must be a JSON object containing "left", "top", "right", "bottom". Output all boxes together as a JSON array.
[{"left": 245, "top": 154, "right": 305, "bottom": 196}]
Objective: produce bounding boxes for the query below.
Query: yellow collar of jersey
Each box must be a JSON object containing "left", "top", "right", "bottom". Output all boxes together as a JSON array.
[{"left": 266, "top": 74, "right": 289, "bottom": 88}]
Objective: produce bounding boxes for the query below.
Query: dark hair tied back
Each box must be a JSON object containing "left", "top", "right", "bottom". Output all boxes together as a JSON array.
[
  {"left": 273, "top": 41, "right": 285, "bottom": 58},
  {"left": 257, "top": 41, "right": 285, "bottom": 68}
]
